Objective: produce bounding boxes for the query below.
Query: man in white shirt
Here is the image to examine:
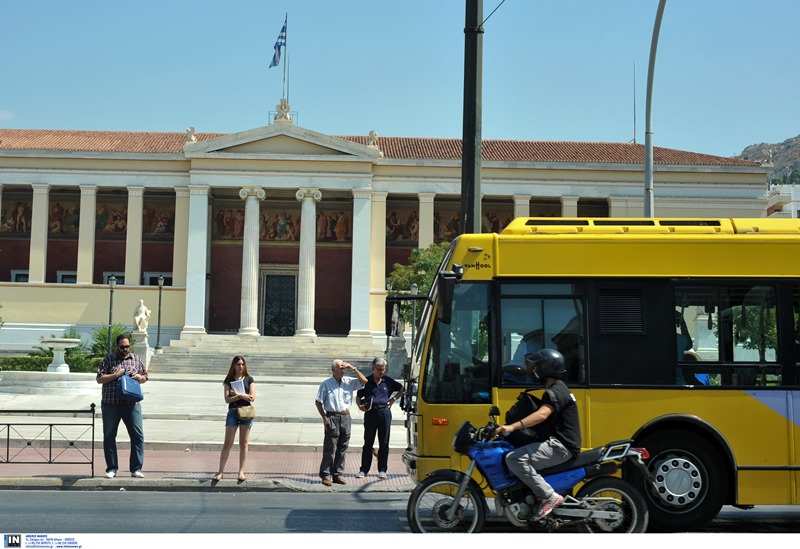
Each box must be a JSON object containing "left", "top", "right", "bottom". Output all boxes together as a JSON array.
[{"left": 315, "top": 359, "right": 367, "bottom": 486}]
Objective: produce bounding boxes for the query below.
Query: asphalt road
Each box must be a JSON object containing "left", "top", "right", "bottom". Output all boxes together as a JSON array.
[{"left": 2, "top": 491, "right": 799, "bottom": 535}]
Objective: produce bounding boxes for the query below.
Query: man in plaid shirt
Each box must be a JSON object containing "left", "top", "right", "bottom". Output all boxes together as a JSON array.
[{"left": 96, "top": 333, "right": 149, "bottom": 478}]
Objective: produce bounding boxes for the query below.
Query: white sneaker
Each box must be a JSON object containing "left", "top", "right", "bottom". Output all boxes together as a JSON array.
[
  {"left": 131, "top": 470, "right": 144, "bottom": 478},
  {"left": 356, "top": 471, "right": 366, "bottom": 478},
  {"left": 534, "top": 492, "right": 563, "bottom": 520},
  {"left": 104, "top": 471, "right": 116, "bottom": 479},
  {"left": 377, "top": 471, "right": 388, "bottom": 479}
]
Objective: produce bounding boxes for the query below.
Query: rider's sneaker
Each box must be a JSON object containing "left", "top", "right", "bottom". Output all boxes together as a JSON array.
[{"left": 533, "top": 492, "right": 563, "bottom": 520}]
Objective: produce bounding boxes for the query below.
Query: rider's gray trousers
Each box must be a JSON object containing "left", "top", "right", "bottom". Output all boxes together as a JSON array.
[{"left": 504, "top": 437, "right": 571, "bottom": 498}]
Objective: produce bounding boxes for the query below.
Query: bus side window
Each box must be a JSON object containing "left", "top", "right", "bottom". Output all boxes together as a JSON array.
[{"left": 551, "top": 314, "right": 585, "bottom": 384}]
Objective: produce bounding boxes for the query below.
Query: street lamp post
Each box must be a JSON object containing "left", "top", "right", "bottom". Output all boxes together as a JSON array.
[
  {"left": 385, "top": 280, "right": 393, "bottom": 353},
  {"left": 410, "top": 283, "right": 419, "bottom": 355},
  {"left": 155, "top": 276, "right": 164, "bottom": 353},
  {"left": 107, "top": 275, "right": 116, "bottom": 355}
]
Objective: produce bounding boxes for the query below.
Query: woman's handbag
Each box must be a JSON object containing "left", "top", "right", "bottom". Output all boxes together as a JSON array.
[
  {"left": 237, "top": 405, "right": 255, "bottom": 420},
  {"left": 116, "top": 375, "right": 144, "bottom": 402}
]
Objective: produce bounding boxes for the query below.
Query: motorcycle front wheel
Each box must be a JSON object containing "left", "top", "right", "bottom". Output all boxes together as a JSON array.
[
  {"left": 574, "top": 477, "right": 649, "bottom": 533},
  {"left": 407, "top": 475, "right": 486, "bottom": 533}
]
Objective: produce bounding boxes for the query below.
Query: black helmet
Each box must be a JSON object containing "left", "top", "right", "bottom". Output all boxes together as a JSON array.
[{"left": 524, "top": 349, "right": 566, "bottom": 380}]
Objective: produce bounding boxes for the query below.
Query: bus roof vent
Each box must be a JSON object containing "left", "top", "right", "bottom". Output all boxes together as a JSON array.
[
  {"left": 599, "top": 289, "right": 644, "bottom": 334},
  {"left": 502, "top": 218, "right": 739, "bottom": 235}
]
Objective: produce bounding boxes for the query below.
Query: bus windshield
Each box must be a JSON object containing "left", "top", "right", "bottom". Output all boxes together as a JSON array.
[{"left": 422, "top": 281, "right": 492, "bottom": 404}]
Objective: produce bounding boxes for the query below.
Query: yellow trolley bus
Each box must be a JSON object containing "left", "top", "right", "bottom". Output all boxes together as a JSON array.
[{"left": 399, "top": 217, "right": 800, "bottom": 531}]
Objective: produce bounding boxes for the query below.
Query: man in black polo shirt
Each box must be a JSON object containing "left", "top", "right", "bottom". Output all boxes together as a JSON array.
[{"left": 356, "top": 357, "right": 404, "bottom": 479}]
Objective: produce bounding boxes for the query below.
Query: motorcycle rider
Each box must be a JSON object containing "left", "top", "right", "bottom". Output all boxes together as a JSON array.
[{"left": 496, "top": 349, "right": 581, "bottom": 520}]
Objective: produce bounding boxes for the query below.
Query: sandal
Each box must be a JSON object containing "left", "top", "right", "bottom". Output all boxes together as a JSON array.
[
  {"left": 212, "top": 473, "right": 223, "bottom": 481},
  {"left": 238, "top": 474, "right": 247, "bottom": 482}
]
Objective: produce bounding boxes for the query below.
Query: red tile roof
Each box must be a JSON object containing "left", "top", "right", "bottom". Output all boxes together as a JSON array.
[{"left": 0, "top": 128, "right": 760, "bottom": 167}]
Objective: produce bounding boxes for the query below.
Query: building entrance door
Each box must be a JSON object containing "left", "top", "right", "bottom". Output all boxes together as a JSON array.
[{"left": 260, "top": 267, "right": 297, "bottom": 336}]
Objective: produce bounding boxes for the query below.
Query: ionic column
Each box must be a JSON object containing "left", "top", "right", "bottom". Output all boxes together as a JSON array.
[
  {"left": 171, "top": 187, "right": 190, "bottom": 287},
  {"left": 76, "top": 185, "right": 97, "bottom": 283},
  {"left": 295, "top": 188, "right": 322, "bottom": 336},
  {"left": 418, "top": 193, "right": 435, "bottom": 248},
  {"left": 181, "top": 185, "right": 209, "bottom": 336},
  {"left": 124, "top": 186, "right": 145, "bottom": 285},
  {"left": 513, "top": 195, "right": 530, "bottom": 220},
  {"left": 239, "top": 187, "right": 266, "bottom": 336},
  {"left": 349, "top": 190, "right": 372, "bottom": 337},
  {"left": 28, "top": 184, "right": 50, "bottom": 283},
  {"left": 561, "top": 196, "right": 579, "bottom": 217},
  {"left": 369, "top": 192, "right": 388, "bottom": 333}
]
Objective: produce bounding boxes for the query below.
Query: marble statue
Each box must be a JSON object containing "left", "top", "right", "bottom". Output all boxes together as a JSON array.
[
  {"left": 133, "top": 299, "right": 151, "bottom": 332},
  {"left": 275, "top": 98, "right": 292, "bottom": 122}
]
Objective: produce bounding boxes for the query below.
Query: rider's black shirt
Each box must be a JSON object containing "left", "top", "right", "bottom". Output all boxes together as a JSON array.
[{"left": 543, "top": 379, "right": 581, "bottom": 456}]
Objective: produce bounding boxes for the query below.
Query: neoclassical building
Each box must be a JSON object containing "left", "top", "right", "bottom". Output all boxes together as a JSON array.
[{"left": 0, "top": 114, "right": 769, "bottom": 352}]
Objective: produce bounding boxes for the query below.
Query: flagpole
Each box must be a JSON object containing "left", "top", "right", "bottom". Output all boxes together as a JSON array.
[{"left": 282, "top": 13, "right": 288, "bottom": 100}]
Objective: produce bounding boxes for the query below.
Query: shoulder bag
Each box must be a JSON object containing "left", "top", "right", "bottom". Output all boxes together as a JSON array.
[
  {"left": 504, "top": 389, "right": 548, "bottom": 447},
  {"left": 237, "top": 405, "right": 255, "bottom": 420},
  {"left": 116, "top": 375, "right": 144, "bottom": 402}
]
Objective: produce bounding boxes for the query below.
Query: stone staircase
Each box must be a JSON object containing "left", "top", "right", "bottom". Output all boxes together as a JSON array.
[{"left": 149, "top": 334, "right": 390, "bottom": 377}]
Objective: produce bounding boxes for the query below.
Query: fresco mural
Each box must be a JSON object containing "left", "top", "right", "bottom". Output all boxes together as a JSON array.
[
  {"left": 386, "top": 206, "right": 419, "bottom": 246},
  {"left": 212, "top": 201, "right": 355, "bottom": 243},
  {"left": 434, "top": 207, "right": 462, "bottom": 243},
  {"left": 433, "top": 203, "right": 514, "bottom": 243},
  {"left": 95, "top": 203, "right": 128, "bottom": 236},
  {"left": 143, "top": 203, "right": 175, "bottom": 239},
  {"left": 261, "top": 209, "right": 299, "bottom": 241},
  {"left": 48, "top": 201, "right": 80, "bottom": 234},
  {"left": 315, "top": 205, "right": 352, "bottom": 243},
  {"left": 0, "top": 199, "right": 32, "bottom": 234}
]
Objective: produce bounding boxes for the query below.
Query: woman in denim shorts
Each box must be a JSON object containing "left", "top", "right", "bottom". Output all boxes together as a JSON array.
[{"left": 212, "top": 355, "right": 255, "bottom": 482}]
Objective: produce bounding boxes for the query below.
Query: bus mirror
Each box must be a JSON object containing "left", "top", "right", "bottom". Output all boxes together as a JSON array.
[
  {"left": 385, "top": 298, "right": 402, "bottom": 337},
  {"left": 384, "top": 297, "right": 400, "bottom": 337},
  {"left": 437, "top": 271, "right": 458, "bottom": 324}
]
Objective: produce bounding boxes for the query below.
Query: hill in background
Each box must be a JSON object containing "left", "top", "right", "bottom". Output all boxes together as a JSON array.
[{"left": 737, "top": 134, "right": 800, "bottom": 185}]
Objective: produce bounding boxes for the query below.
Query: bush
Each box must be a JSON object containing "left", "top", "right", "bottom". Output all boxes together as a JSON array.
[{"left": 0, "top": 356, "right": 53, "bottom": 371}]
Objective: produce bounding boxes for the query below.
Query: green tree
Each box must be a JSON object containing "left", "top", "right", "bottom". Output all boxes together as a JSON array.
[
  {"left": 731, "top": 305, "right": 777, "bottom": 362},
  {"left": 90, "top": 323, "right": 136, "bottom": 357},
  {"left": 386, "top": 242, "right": 448, "bottom": 326}
]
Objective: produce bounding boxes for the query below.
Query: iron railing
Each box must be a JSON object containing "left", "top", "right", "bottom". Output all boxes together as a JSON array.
[{"left": 0, "top": 404, "right": 96, "bottom": 477}]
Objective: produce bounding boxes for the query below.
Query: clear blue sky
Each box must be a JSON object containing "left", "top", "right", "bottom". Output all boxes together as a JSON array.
[{"left": 2, "top": 0, "right": 798, "bottom": 158}]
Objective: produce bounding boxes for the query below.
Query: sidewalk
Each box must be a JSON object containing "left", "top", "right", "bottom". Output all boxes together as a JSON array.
[{"left": 0, "top": 371, "right": 416, "bottom": 492}]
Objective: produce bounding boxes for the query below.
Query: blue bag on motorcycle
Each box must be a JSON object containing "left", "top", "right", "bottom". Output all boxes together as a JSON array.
[{"left": 504, "top": 389, "right": 549, "bottom": 447}]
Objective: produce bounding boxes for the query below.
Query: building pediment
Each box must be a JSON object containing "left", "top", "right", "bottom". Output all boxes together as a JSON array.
[{"left": 182, "top": 123, "right": 382, "bottom": 162}]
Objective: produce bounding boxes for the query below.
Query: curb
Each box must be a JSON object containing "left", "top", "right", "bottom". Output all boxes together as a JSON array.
[{"left": 0, "top": 477, "right": 417, "bottom": 493}]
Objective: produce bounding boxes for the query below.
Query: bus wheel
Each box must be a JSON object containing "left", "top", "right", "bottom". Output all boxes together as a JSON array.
[{"left": 630, "top": 429, "right": 727, "bottom": 532}]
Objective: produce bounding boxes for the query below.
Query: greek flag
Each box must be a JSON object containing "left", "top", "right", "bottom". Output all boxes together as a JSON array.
[{"left": 269, "top": 17, "right": 287, "bottom": 68}]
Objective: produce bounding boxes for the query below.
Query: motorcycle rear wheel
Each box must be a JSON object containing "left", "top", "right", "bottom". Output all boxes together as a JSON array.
[
  {"left": 407, "top": 475, "right": 486, "bottom": 533},
  {"left": 574, "top": 477, "right": 649, "bottom": 533}
]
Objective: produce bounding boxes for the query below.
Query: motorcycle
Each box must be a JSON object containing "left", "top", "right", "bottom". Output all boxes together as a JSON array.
[{"left": 407, "top": 406, "right": 651, "bottom": 533}]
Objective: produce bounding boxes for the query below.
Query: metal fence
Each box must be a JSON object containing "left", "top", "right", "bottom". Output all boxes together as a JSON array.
[{"left": 0, "top": 404, "right": 96, "bottom": 477}]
